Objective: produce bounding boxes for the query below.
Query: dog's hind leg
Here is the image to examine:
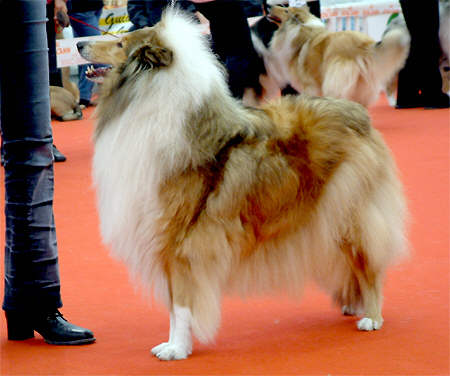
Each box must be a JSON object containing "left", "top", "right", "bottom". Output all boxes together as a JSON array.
[
  {"left": 355, "top": 271, "right": 384, "bottom": 331},
  {"left": 342, "top": 243, "right": 384, "bottom": 331},
  {"left": 333, "top": 271, "right": 363, "bottom": 317}
]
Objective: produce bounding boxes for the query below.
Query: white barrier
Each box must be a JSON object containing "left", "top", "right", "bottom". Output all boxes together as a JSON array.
[{"left": 322, "top": 0, "right": 401, "bottom": 37}]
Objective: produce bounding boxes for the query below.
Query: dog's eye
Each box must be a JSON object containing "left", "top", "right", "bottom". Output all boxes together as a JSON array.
[{"left": 117, "top": 42, "right": 123, "bottom": 48}]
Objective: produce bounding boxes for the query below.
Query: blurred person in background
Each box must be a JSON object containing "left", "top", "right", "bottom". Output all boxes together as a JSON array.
[
  {"left": 191, "top": 0, "right": 263, "bottom": 99},
  {"left": 396, "top": 0, "right": 449, "bottom": 109},
  {"left": 46, "top": 0, "right": 70, "bottom": 161},
  {"left": 127, "top": 0, "right": 196, "bottom": 30},
  {"left": 68, "top": 0, "right": 105, "bottom": 107}
]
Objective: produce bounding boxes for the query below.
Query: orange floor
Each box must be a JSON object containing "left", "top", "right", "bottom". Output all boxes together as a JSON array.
[{"left": 0, "top": 96, "right": 448, "bottom": 375}]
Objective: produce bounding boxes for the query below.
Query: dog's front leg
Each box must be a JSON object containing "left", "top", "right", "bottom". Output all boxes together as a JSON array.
[{"left": 151, "top": 305, "right": 193, "bottom": 360}]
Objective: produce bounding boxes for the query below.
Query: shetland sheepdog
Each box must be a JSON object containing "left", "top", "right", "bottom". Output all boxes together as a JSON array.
[
  {"left": 260, "top": 6, "right": 410, "bottom": 106},
  {"left": 78, "top": 9, "right": 407, "bottom": 360}
]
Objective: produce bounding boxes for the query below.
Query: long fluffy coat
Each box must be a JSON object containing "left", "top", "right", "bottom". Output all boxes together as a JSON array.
[{"left": 90, "top": 9, "right": 408, "bottom": 360}]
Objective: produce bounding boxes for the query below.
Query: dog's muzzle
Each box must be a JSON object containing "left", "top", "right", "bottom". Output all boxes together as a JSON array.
[{"left": 76, "top": 41, "right": 91, "bottom": 57}]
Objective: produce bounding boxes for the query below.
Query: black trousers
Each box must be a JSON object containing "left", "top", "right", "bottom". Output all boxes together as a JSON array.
[
  {"left": 0, "top": 0, "right": 62, "bottom": 312},
  {"left": 195, "top": 0, "right": 263, "bottom": 98},
  {"left": 397, "top": 0, "right": 444, "bottom": 104},
  {"left": 46, "top": 2, "right": 63, "bottom": 87}
]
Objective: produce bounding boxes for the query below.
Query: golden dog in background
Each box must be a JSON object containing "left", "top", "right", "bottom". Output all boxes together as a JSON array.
[
  {"left": 261, "top": 6, "right": 410, "bottom": 106},
  {"left": 79, "top": 9, "right": 408, "bottom": 360}
]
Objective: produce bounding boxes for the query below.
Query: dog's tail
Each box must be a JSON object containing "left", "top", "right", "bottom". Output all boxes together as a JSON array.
[
  {"left": 322, "top": 58, "right": 362, "bottom": 100},
  {"left": 373, "top": 26, "right": 410, "bottom": 86}
]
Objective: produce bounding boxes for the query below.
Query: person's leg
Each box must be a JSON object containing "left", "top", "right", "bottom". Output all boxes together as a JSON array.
[
  {"left": 0, "top": 0, "right": 94, "bottom": 345},
  {"left": 46, "top": 2, "right": 63, "bottom": 87},
  {"left": 46, "top": 2, "right": 66, "bottom": 161},
  {"left": 1, "top": 0, "right": 61, "bottom": 314},
  {"left": 70, "top": 9, "right": 103, "bottom": 105}
]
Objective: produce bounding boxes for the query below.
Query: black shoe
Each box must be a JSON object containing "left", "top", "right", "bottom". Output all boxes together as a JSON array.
[
  {"left": 5, "top": 309, "right": 95, "bottom": 345},
  {"left": 52, "top": 145, "right": 66, "bottom": 162}
]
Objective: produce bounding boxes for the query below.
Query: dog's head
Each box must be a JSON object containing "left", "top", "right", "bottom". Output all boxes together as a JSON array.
[
  {"left": 82, "top": 9, "right": 229, "bottom": 140},
  {"left": 268, "top": 5, "right": 323, "bottom": 28},
  {"left": 77, "top": 25, "right": 174, "bottom": 82}
]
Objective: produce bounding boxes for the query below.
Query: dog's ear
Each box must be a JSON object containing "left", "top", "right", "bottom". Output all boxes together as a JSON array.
[{"left": 132, "top": 45, "right": 173, "bottom": 70}]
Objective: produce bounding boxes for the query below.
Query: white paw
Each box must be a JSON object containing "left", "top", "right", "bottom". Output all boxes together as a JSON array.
[
  {"left": 151, "top": 342, "right": 169, "bottom": 355},
  {"left": 357, "top": 317, "right": 383, "bottom": 331},
  {"left": 151, "top": 342, "right": 191, "bottom": 361}
]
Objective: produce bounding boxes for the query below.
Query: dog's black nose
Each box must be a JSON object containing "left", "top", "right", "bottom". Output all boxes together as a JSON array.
[{"left": 76, "top": 41, "right": 89, "bottom": 53}]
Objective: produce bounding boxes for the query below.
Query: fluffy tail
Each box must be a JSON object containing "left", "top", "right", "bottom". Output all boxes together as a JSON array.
[
  {"left": 373, "top": 27, "right": 410, "bottom": 86},
  {"left": 322, "top": 58, "right": 362, "bottom": 100}
]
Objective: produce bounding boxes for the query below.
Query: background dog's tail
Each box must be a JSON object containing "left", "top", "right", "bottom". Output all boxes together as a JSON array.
[
  {"left": 322, "top": 58, "right": 362, "bottom": 100},
  {"left": 373, "top": 26, "right": 410, "bottom": 86}
]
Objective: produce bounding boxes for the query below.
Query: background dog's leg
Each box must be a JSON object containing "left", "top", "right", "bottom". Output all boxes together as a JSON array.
[{"left": 151, "top": 305, "right": 193, "bottom": 360}]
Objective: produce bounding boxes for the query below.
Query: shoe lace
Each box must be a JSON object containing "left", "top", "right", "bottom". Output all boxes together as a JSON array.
[{"left": 47, "top": 309, "right": 67, "bottom": 321}]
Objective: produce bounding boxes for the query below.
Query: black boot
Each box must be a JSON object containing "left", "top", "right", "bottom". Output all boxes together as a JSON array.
[{"left": 5, "top": 310, "right": 95, "bottom": 345}]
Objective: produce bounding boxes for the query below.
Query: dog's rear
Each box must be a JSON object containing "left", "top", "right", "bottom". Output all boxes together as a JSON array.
[
  {"left": 320, "top": 23, "right": 409, "bottom": 106},
  {"left": 50, "top": 86, "right": 83, "bottom": 121},
  {"left": 323, "top": 27, "right": 409, "bottom": 106},
  {"left": 373, "top": 26, "right": 410, "bottom": 88}
]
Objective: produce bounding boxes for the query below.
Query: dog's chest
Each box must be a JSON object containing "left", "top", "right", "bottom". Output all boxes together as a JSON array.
[{"left": 266, "top": 27, "right": 300, "bottom": 87}]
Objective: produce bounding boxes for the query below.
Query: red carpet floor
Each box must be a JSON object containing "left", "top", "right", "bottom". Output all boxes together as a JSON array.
[{"left": 0, "top": 96, "right": 448, "bottom": 375}]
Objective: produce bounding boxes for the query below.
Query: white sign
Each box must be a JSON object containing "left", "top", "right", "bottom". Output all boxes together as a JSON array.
[
  {"left": 57, "top": 6, "right": 132, "bottom": 68},
  {"left": 56, "top": 35, "right": 118, "bottom": 68},
  {"left": 98, "top": 6, "right": 133, "bottom": 34}
]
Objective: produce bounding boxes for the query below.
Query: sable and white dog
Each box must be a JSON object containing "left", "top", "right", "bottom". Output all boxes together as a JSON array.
[
  {"left": 79, "top": 9, "right": 407, "bottom": 360},
  {"left": 260, "top": 6, "right": 410, "bottom": 106}
]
